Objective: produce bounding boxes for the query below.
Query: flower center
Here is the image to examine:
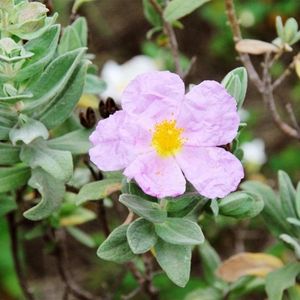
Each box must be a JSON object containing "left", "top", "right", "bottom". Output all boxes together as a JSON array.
[{"left": 151, "top": 120, "right": 184, "bottom": 157}]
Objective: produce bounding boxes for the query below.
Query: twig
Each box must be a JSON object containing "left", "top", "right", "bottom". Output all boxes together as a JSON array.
[
  {"left": 53, "top": 229, "right": 101, "bottom": 300},
  {"left": 272, "top": 54, "right": 298, "bottom": 90},
  {"left": 262, "top": 53, "right": 300, "bottom": 138},
  {"left": 148, "top": 0, "right": 182, "bottom": 77},
  {"left": 225, "top": 0, "right": 264, "bottom": 93},
  {"left": 225, "top": 0, "right": 300, "bottom": 140},
  {"left": 126, "top": 260, "right": 159, "bottom": 300},
  {"left": 182, "top": 56, "right": 197, "bottom": 79},
  {"left": 122, "top": 211, "right": 134, "bottom": 225},
  {"left": 7, "top": 211, "right": 36, "bottom": 300},
  {"left": 98, "top": 201, "right": 110, "bottom": 237}
]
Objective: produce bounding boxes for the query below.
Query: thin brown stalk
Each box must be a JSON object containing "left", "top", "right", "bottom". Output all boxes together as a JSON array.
[
  {"left": 272, "top": 54, "right": 298, "bottom": 90},
  {"left": 225, "top": 0, "right": 264, "bottom": 92},
  {"left": 53, "top": 229, "right": 101, "bottom": 300},
  {"left": 148, "top": 0, "right": 182, "bottom": 77},
  {"left": 225, "top": 0, "right": 300, "bottom": 140}
]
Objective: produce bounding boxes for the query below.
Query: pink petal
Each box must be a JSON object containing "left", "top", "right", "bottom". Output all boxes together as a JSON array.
[
  {"left": 89, "top": 111, "right": 151, "bottom": 171},
  {"left": 121, "top": 71, "right": 185, "bottom": 122},
  {"left": 178, "top": 80, "right": 240, "bottom": 147},
  {"left": 124, "top": 151, "right": 186, "bottom": 198},
  {"left": 175, "top": 146, "right": 244, "bottom": 199}
]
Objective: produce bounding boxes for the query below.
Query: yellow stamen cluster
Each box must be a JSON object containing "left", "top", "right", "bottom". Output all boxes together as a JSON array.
[{"left": 151, "top": 120, "right": 184, "bottom": 157}]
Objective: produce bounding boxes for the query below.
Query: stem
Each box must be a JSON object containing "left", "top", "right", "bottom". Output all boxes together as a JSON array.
[
  {"left": 262, "top": 53, "right": 300, "bottom": 139},
  {"left": 53, "top": 229, "right": 101, "bottom": 300},
  {"left": 7, "top": 212, "right": 35, "bottom": 300},
  {"left": 224, "top": 0, "right": 264, "bottom": 92},
  {"left": 272, "top": 54, "right": 299, "bottom": 90},
  {"left": 148, "top": 0, "right": 182, "bottom": 77},
  {"left": 98, "top": 201, "right": 110, "bottom": 237},
  {"left": 225, "top": 0, "right": 300, "bottom": 140}
]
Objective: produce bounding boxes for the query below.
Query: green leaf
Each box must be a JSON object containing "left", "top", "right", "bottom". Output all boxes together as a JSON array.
[
  {"left": 60, "top": 207, "right": 96, "bottom": 227},
  {"left": 38, "top": 61, "right": 88, "bottom": 129},
  {"left": 296, "top": 183, "right": 300, "bottom": 219},
  {"left": 127, "top": 218, "right": 157, "bottom": 254},
  {"left": 0, "top": 195, "right": 17, "bottom": 217},
  {"left": 185, "top": 287, "right": 223, "bottom": 300},
  {"left": 22, "top": 48, "right": 86, "bottom": 113},
  {"left": 163, "top": 0, "right": 210, "bottom": 23},
  {"left": 76, "top": 179, "right": 122, "bottom": 205},
  {"left": 276, "top": 16, "right": 284, "bottom": 41},
  {"left": 155, "top": 239, "right": 192, "bottom": 287},
  {"left": 58, "top": 26, "right": 82, "bottom": 55},
  {"left": 16, "top": 25, "right": 61, "bottom": 82},
  {"left": 166, "top": 192, "right": 204, "bottom": 217},
  {"left": 72, "top": 17, "right": 88, "bottom": 47},
  {"left": 241, "top": 181, "right": 291, "bottom": 235},
  {"left": 72, "top": 0, "right": 94, "bottom": 14},
  {"left": 66, "top": 226, "right": 96, "bottom": 248},
  {"left": 0, "top": 143, "right": 20, "bottom": 165},
  {"left": 266, "top": 262, "right": 300, "bottom": 300},
  {"left": 97, "top": 225, "right": 135, "bottom": 263},
  {"left": 119, "top": 194, "right": 167, "bottom": 223},
  {"left": 0, "top": 165, "right": 30, "bottom": 193},
  {"left": 0, "top": 125, "right": 10, "bottom": 140},
  {"left": 280, "top": 234, "right": 300, "bottom": 259},
  {"left": 143, "top": 0, "right": 163, "bottom": 26},
  {"left": 24, "top": 168, "right": 65, "bottom": 220},
  {"left": 121, "top": 180, "right": 157, "bottom": 202},
  {"left": 222, "top": 67, "right": 248, "bottom": 109},
  {"left": 198, "top": 241, "right": 221, "bottom": 284},
  {"left": 20, "top": 139, "right": 73, "bottom": 182},
  {"left": 279, "top": 170, "right": 297, "bottom": 218},
  {"left": 9, "top": 114, "right": 49, "bottom": 145},
  {"left": 284, "top": 18, "right": 298, "bottom": 44},
  {"left": 155, "top": 217, "right": 204, "bottom": 245},
  {"left": 210, "top": 198, "right": 219, "bottom": 216},
  {"left": 47, "top": 129, "right": 91, "bottom": 155},
  {"left": 84, "top": 74, "right": 106, "bottom": 94},
  {"left": 218, "top": 191, "right": 264, "bottom": 219}
]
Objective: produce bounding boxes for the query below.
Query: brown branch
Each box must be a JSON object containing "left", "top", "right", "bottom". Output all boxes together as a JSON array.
[
  {"left": 225, "top": 0, "right": 264, "bottom": 92},
  {"left": 262, "top": 53, "right": 300, "bottom": 139},
  {"left": 98, "top": 201, "right": 110, "bottom": 237},
  {"left": 148, "top": 0, "right": 182, "bottom": 77},
  {"left": 225, "top": 0, "right": 300, "bottom": 140},
  {"left": 7, "top": 211, "right": 36, "bottom": 300},
  {"left": 53, "top": 229, "right": 101, "bottom": 300},
  {"left": 272, "top": 54, "right": 298, "bottom": 90},
  {"left": 126, "top": 259, "right": 159, "bottom": 300}
]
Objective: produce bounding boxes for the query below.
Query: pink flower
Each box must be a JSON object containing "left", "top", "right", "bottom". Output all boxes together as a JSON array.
[{"left": 89, "top": 71, "right": 244, "bottom": 199}]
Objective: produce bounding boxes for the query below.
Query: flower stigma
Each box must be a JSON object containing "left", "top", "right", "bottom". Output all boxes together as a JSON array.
[{"left": 151, "top": 120, "right": 184, "bottom": 157}]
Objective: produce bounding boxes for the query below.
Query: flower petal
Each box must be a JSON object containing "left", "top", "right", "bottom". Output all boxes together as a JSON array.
[
  {"left": 176, "top": 146, "right": 244, "bottom": 199},
  {"left": 178, "top": 80, "right": 240, "bottom": 147},
  {"left": 124, "top": 151, "right": 186, "bottom": 198},
  {"left": 121, "top": 71, "right": 184, "bottom": 120},
  {"left": 89, "top": 111, "right": 151, "bottom": 171}
]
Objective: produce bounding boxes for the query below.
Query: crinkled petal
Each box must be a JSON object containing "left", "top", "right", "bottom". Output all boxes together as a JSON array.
[
  {"left": 176, "top": 146, "right": 244, "bottom": 199},
  {"left": 178, "top": 80, "right": 240, "bottom": 147},
  {"left": 121, "top": 71, "right": 185, "bottom": 121},
  {"left": 89, "top": 111, "right": 151, "bottom": 171},
  {"left": 124, "top": 151, "right": 186, "bottom": 198}
]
